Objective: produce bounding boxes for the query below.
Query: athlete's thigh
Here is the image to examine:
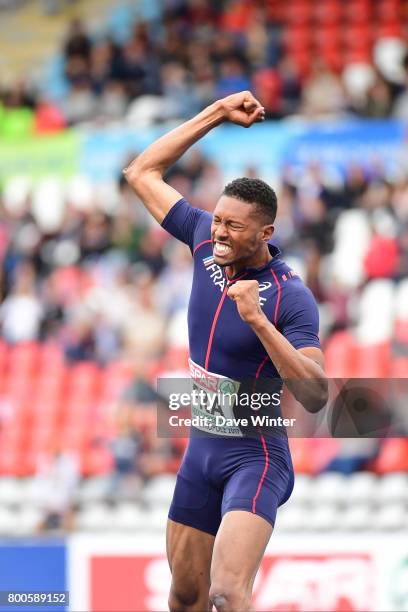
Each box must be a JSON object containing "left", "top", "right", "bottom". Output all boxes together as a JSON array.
[
  {"left": 167, "top": 519, "right": 215, "bottom": 606},
  {"left": 210, "top": 510, "right": 272, "bottom": 592}
]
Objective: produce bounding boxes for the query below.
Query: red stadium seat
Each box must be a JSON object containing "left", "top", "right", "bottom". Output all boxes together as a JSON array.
[
  {"left": 344, "top": 48, "right": 373, "bottom": 64},
  {"left": 390, "top": 357, "right": 408, "bottom": 378},
  {"left": 101, "top": 361, "right": 135, "bottom": 402},
  {"left": 324, "top": 331, "right": 359, "bottom": 377},
  {"left": 321, "top": 47, "right": 344, "bottom": 72},
  {"left": 6, "top": 401, "right": 32, "bottom": 440},
  {"left": 288, "top": 439, "right": 315, "bottom": 474},
  {"left": 0, "top": 340, "right": 8, "bottom": 373},
  {"left": 377, "top": 0, "right": 401, "bottom": 22},
  {"left": 344, "top": 1, "right": 372, "bottom": 24},
  {"left": 353, "top": 342, "right": 391, "bottom": 378},
  {"left": 0, "top": 448, "right": 24, "bottom": 476},
  {"left": 219, "top": 1, "right": 253, "bottom": 32},
  {"left": 288, "top": 49, "right": 311, "bottom": 78},
  {"left": 69, "top": 362, "right": 101, "bottom": 390},
  {"left": 4, "top": 373, "right": 34, "bottom": 403},
  {"left": 266, "top": 0, "right": 286, "bottom": 22},
  {"left": 39, "top": 342, "right": 65, "bottom": 373},
  {"left": 284, "top": 24, "right": 312, "bottom": 54},
  {"left": 30, "top": 396, "right": 63, "bottom": 430},
  {"left": 314, "top": 25, "right": 342, "bottom": 51},
  {"left": 395, "top": 319, "right": 408, "bottom": 344},
  {"left": 33, "top": 371, "right": 67, "bottom": 406},
  {"left": 285, "top": 0, "right": 312, "bottom": 25},
  {"left": 160, "top": 346, "right": 190, "bottom": 373},
  {"left": 63, "top": 397, "right": 95, "bottom": 434},
  {"left": 314, "top": 1, "right": 342, "bottom": 24},
  {"left": 343, "top": 22, "right": 372, "bottom": 43},
  {"left": 375, "top": 22, "right": 404, "bottom": 38},
  {"left": 81, "top": 444, "right": 113, "bottom": 476},
  {"left": 0, "top": 430, "right": 24, "bottom": 476},
  {"left": 252, "top": 68, "right": 282, "bottom": 114},
  {"left": 373, "top": 439, "right": 408, "bottom": 474},
  {"left": 61, "top": 426, "right": 88, "bottom": 452},
  {"left": 8, "top": 342, "right": 40, "bottom": 377},
  {"left": 29, "top": 425, "right": 58, "bottom": 454}
]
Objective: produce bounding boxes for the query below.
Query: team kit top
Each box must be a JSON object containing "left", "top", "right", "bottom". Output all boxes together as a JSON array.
[{"left": 161, "top": 197, "right": 321, "bottom": 439}]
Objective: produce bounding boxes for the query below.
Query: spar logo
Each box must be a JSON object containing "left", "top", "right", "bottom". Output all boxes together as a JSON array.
[
  {"left": 202, "top": 256, "right": 271, "bottom": 305},
  {"left": 189, "top": 359, "right": 218, "bottom": 392}
]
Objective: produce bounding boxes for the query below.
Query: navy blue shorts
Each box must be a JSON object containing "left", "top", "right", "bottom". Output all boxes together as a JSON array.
[{"left": 168, "top": 433, "right": 294, "bottom": 536}]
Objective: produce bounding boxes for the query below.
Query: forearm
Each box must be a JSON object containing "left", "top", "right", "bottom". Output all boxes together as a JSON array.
[
  {"left": 123, "top": 91, "right": 263, "bottom": 223},
  {"left": 125, "top": 101, "right": 224, "bottom": 182},
  {"left": 250, "top": 315, "right": 328, "bottom": 412}
]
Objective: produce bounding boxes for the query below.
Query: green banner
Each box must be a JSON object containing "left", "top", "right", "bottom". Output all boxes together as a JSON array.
[{"left": 0, "top": 130, "right": 80, "bottom": 181}]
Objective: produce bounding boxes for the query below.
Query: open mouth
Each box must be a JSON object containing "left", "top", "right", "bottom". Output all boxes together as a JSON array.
[{"left": 213, "top": 242, "right": 232, "bottom": 257}]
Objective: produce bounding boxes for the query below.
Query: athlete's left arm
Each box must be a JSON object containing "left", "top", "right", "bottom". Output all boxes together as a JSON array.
[{"left": 228, "top": 280, "right": 328, "bottom": 413}]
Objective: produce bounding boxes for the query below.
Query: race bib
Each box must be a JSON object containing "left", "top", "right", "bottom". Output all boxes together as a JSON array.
[{"left": 188, "top": 359, "right": 243, "bottom": 437}]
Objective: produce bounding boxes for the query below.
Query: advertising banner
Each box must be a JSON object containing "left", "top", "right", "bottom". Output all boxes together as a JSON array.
[
  {"left": 67, "top": 533, "right": 408, "bottom": 612},
  {"left": 1, "top": 120, "right": 405, "bottom": 184},
  {"left": 0, "top": 131, "right": 79, "bottom": 182},
  {"left": 283, "top": 119, "right": 406, "bottom": 177}
]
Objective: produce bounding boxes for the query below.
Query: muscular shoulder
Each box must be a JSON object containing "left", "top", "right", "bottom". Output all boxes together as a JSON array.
[
  {"left": 162, "top": 197, "right": 212, "bottom": 252},
  {"left": 262, "top": 260, "right": 320, "bottom": 347},
  {"left": 276, "top": 266, "right": 318, "bottom": 318}
]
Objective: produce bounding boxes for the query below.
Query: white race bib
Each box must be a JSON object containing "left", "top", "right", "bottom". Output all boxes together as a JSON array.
[{"left": 188, "top": 359, "right": 243, "bottom": 437}]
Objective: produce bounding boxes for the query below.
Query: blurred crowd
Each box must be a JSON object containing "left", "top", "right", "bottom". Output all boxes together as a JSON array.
[
  {"left": 1, "top": 149, "right": 408, "bottom": 363},
  {"left": 2, "top": 0, "right": 408, "bottom": 132}
]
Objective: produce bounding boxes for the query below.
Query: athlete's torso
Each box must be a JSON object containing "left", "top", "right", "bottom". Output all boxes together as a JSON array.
[
  {"left": 162, "top": 198, "right": 321, "bottom": 383},
  {"left": 189, "top": 241, "right": 289, "bottom": 380}
]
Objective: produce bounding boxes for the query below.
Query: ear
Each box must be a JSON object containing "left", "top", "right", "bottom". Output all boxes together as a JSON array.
[{"left": 262, "top": 225, "right": 274, "bottom": 242}]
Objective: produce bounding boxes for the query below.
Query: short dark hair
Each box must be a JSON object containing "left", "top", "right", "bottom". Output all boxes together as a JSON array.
[{"left": 222, "top": 177, "right": 277, "bottom": 223}]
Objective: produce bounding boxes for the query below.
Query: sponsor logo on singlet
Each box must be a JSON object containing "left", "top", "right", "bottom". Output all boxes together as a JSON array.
[{"left": 202, "top": 256, "right": 271, "bottom": 305}]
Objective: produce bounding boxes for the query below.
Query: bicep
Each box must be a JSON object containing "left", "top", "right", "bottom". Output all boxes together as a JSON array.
[
  {"left": 124, "top": 167, "right": 182, "bottom": 225},
  {"left": 278, "top": 285, "right": 321, "bottom": 350}
]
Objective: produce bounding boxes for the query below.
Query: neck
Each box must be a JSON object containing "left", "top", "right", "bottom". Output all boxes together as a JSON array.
[{"left": 226, "top": 244, "right": 272, "bottom": 279}]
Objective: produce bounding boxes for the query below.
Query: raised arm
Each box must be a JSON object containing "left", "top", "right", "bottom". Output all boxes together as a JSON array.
[{"left": 123, "top": 91, "right": 265, "bottom": 224}]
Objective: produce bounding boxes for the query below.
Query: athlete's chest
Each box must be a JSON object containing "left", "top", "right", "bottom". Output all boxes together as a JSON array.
[{"left": 188, "top": 253, "right": 280, "bottom": 356}]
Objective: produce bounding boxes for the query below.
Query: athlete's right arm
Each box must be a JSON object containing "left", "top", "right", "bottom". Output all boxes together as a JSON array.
[{"left": 123, "top": 91, "right": 265, "bottom": 224}]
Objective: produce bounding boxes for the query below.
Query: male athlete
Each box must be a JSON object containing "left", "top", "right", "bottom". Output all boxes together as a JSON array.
[{"left": 124, "top": 91, "right": 327, "bottom": 612}]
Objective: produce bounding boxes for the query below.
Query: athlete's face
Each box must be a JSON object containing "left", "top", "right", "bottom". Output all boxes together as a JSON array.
[{"left": 211, "top": 196, "right": 274, "bottom": 268}]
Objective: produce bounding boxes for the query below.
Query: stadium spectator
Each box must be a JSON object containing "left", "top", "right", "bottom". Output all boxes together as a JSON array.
[
  {"left": 0, "top": 261, "right": 43, "bottom": 343},
  {"left": 34, "top": 444, "right": 80, "bottom": 532}
]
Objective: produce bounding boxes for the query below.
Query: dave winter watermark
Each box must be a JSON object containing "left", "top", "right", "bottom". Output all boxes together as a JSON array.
[{"left": 168, "top": 413, "right": 296, "bottom": 429}]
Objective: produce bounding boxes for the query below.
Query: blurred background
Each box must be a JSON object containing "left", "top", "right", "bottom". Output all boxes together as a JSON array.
[{"left": 0, "top": 0, "right": 408, "bottom": 610}]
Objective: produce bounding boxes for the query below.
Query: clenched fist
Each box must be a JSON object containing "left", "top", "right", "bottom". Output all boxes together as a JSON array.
[
  {"left": 219, "top": 91, "right": 265, "bottom": 128},
  {"left": 227, "top": 280, "right": 266, "bottom": 326}
]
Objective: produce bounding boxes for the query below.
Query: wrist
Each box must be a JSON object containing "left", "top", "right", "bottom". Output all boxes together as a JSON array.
[
  {"left": 247, "top": 311, "right": 270, "bottom": 331},
  {"left": 210, "top": 100, "right": 227, "bottom": 124}
]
